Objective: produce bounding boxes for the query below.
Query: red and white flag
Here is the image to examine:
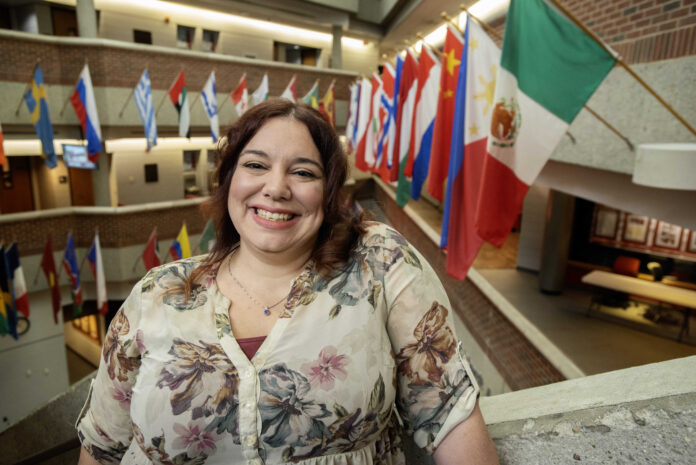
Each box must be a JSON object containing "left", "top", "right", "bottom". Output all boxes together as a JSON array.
[
  {"left": 353, "top": 76, "right": 373, "bottom": 172},
  {"left": 231, "top": 74, "right": 249, "bottom": 117},
  {"left": 142, "top": 228, "right": 161, "bottom": 271},
  {"left": 87, "top": 231, "right": 108, "bottom": 315},
  {"left": 280, "top": 75, "right": 297, "bottom": 102}
]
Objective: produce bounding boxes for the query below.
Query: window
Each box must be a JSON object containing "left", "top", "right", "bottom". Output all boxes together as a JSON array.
[
  {"left": 177, "top": 24, "right": 194, "bottom": 49},
  {"left": 202, "top": 29, "right": 219, "bottom": 52},
  {"left": 274, "top": 41, "right": 320, "bottom": 66},
  {"left": 133, "top": 29, "right": 152, "bottom": 44},
  {"left": 144, "top": 163, "right": 158, "bottom": 182}
]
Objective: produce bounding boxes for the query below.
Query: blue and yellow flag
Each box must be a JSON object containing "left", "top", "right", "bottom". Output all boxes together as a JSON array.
[
  {"left": 24, "top": 65, "right": 57, "bottom": 168},
  {"left": 169, "top": 224, "right": 191, "bottom": 261}
]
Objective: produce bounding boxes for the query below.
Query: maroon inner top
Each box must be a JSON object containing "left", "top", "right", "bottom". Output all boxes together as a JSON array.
[{"left": 237, "top": 335, "right": 266, "bottom": 360}]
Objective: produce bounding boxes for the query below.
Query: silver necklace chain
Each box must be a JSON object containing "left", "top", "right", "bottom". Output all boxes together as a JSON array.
[{"left": 227, "top": 251, "right": 287, "bottom": 316}]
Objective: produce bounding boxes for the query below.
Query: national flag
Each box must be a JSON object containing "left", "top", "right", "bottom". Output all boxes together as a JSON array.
[
  {"left": 427, "top": 24, "right": 464, "bottom": 201},
  {"left": 142, "top": 228, "right": 161, "bottom": 271},
  {"left": 134, "top": 69, "right": 157, "bottom": 151},
  {"left": 231, "top": 74, "right": 249, "bottom": 116},
  {"left": 24, "top": 65, "right": 57, "bottom": 168},
  {"left": 353, "top": 76, "right": 372, "bottom": 172},
  {"left": 0, "top": 122, "right": 7, "bottom": 173},
  {"left": 251, "top": 74, "right": 269, "bottom": 107},
  {"left": 0, "top": 246, "right": 18, "bottom": 338},
  {"left": 301, "top": 80, "right": 319, "bottom": 109},
  {"left": 41, "top": 235, "right": 61, "bottom": 323},
  {"left": 346, "top": 82, "right": 360, "bottom": 151},
  {"left": 69, "top": 64, "right": 102, "bottom": 163},
  {"left": 168, "top": 71, "right": 191, "bottom": 138},
  {"left": 86, "top": 232, "right": 108, "bottom": 315},
  {"left": 407, "top": 46, "right": 441, "bottom": 201},
  {"left": 375, "top": 58, "right": 401, "bottom": 182},
  {"left": 170, "top": 224, "right": 191, "bottom": 261},
  {"left": 280, "top": 75, "right": 297, "bottom": 102},
  {"left": 318, "top": 80, "right": 335, "bottom": 126},
  {"left": 201, "top": 71, "right": 220, "bottom": 142},
  {"left": 394, "top": 49, "right": 419, "bottom": 206},
  {"left": 364, "top": 73, "right": 383, "bottom": 171},
  {"left": 198, "top": 219, "right": 216, "bottom": 253},
  {"left": 442, "top": 17, "right": 500, "bottom": 280},
  {"left": 62, "top": 233, "right": 82, "bottom": 316},
  {"left": 6, "top": 242, "right": 29, "bottom": 318},
  {"left": 476, "top": 0, "right": 616, "bottom": 246}
]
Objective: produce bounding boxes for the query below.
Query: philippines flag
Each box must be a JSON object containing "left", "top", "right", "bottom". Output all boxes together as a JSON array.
[
  {"left": 134, "top": 69, "right": 157, "bottom": 151},
  {"left": 170, "top": 224, "right": 191, "bottom": 261},
  {"left": 441, "top": 17, "right": 500, "bottom": 280},
  {"left": 407, "top": 46, "right": 441, "bottom": 201},
  {"left": 6, "top": 242, "right": 29, "bottom": 318},
  {"left": 87, "top": 232, "right": 108, "bottom": 315},
  {"left": 69, "top": 64, "right": 102, "bottom": 163},
  {"left": 201, "top": 72, "right": 220, "bottom": 142},
  {"left": 62, "top": 233, "right": 83, "bottom": 316}
]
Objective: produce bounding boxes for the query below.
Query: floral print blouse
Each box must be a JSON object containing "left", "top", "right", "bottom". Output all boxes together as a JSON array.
[{"left": 76, "top": 222, "right": 479, "bottom": 464}]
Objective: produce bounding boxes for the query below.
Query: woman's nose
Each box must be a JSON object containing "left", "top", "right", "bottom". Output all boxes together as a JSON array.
[{"left": 261, "top": 170, "right": 291, "bottom": 200}]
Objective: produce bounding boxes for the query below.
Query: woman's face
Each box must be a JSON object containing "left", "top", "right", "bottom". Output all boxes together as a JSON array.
[{"left": 227, "top": 117, "right": 325, "bottom": 258}]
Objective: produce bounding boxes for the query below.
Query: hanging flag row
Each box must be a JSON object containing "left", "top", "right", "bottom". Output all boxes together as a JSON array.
[
  {"left": 7, "top": 66, "right": 338, "bottom": 170},
  {"left": 0, "top": 220, "right": 218, "bottom": 338},
  {"left": 349, "top": 0, "right": 616, "bottom": 281}
]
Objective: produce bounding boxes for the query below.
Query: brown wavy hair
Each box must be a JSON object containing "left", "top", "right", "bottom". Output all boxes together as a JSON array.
[{"left": 181, "top": 99, "right": 366, "bottom": 298}]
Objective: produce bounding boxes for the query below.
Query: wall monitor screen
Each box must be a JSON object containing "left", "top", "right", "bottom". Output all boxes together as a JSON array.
[{"left": 62, "top": 144, "right": 97, "bottom": 170}]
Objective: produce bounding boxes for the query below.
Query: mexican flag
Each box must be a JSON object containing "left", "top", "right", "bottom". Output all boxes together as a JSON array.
[
  {"left": 475, "top": 0, "right": 616, "bottom": 247},
  {"left": 251, "top": 74, "right": 269, "bottom": 107}
]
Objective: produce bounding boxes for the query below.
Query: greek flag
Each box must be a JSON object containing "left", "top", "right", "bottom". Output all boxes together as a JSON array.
[
  {"left": 134, "top": 69, "right": 157, "bottom": 151},
  {"left": 201, "top": 72, "right": 220, "bottom": 142}
]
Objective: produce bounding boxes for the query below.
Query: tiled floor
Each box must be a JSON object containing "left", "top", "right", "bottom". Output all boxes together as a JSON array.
[{"left": 400, "top": 187, "right": 696, "bottom": 376}]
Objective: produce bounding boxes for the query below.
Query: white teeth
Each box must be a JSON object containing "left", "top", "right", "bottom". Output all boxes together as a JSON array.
[{"left": 256, "top": 208, "right": 293, "bottom": 221}]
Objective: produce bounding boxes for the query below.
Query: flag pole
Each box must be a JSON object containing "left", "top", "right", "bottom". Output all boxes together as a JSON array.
[
  {"left": 218, "top": 94, "right": 231, "bottom": 112},
  {"left": 459, "top": 3, "right": 635, "bottom": 149},
  {"left": 440, "top": 12, "right": 462, "bottom": 34},
  {"left": 14, "top": 62, "right": 40, "bottom": 116},
  {"left": 190, "top": 92, "right": 201, "bottom": 108},
  {"left": 118, "top": 86, "right": 135, "bottom": 118},
  {"left": 156, "top": 71, "right": 181, "bottom": 117},
  {"left": 415, "top": 33, "right": 443, "bottom": 59},
  {"left": 547, "top": 0, "right": 695, "bottom": 136}
]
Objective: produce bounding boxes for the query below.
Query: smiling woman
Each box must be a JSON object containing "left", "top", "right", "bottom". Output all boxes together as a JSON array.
[{"left": 76, "top": 100, "right": 498, "bottom": 465}]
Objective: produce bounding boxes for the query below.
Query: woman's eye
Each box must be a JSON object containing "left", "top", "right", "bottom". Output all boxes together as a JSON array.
[
  {"left": 243, "top": 162, "right": 265, "bottom": 170},
  {"left": 294, "top": 170, "right": 317, "bottom": 178}
]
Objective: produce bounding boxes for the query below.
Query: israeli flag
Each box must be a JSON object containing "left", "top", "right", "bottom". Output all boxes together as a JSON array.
[
  {"left": 134, "top": 69, "right": 157, "bottom": 151},
  {"left": 201, "top": 72, "right": 220, "bottom": 142}
]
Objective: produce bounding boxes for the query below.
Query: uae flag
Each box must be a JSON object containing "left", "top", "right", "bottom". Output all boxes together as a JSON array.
[
  {"left": 475, "top": 0, "right": 615, "bottom": 247},
  {"left": 169, "top": 71, "right": 190, "bottom": 138}
]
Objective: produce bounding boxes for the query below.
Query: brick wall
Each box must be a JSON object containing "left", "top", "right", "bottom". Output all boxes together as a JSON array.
[
  {"left": 489, "top": 0, "right": 695, "bottom": 64},
  {"left": 0, "top": 36, "right": 354, "bottom": 100},
  {"left": 0, "top": 202, "right": 208, "bottom": 255}
]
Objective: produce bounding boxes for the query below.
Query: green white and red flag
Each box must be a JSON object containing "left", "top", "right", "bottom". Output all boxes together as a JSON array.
[{"left": 476, "top": 0, "right": 616, "bottom": 247}]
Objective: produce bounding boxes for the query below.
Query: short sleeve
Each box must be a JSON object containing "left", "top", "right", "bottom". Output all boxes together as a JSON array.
[
  {"left": 75, "top": 278, "right": 145, "bottom": 464},
  {"left": 383, "top": 228, "right": 479, "bottom": 454}
]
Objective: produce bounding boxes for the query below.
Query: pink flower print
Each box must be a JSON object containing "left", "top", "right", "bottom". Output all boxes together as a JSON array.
[
  {"left": 111, "top": 382, "right": 132, "bottom": 409},
  {"left": 172, "top": 422, "right": 219, "bottom": 457},
  {"left": 135, "top": 329, "right": 147, "bottom": 354},
  {"left": 301, "top": 346, "right": 350, "bottom": 390}
]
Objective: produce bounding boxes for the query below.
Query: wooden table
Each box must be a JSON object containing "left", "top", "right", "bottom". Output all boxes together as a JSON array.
[{"left": 582, "top": 270, "right": 696, "bottom": 341}]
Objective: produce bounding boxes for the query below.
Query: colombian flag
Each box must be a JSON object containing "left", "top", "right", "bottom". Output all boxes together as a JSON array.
[{"left": 170, "top": 224, "right": 191, "bottom": 261}]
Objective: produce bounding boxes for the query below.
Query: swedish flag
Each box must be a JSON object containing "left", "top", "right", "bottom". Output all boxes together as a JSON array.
[{"left": 24, "top": 65, "right": 57, "bottom": 168}]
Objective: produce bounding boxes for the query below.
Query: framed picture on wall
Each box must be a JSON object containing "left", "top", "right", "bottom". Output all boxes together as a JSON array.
[
  {"left": 688, "top": 231, "right": 696, "bottom": 253},
  {"left": 594, "top": 207, "right": 619, "bottom": 239},
  {"left": 623, "top": 214, "right": 650, "bottom": 244},
  {"left": 654, "top": 221, "right": 682, "bottom": 249}
]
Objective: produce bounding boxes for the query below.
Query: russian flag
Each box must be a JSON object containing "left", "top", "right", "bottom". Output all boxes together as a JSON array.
[
  {"left": 69, "top": 64, "right": 102, "bottom": 163},
  {"left": 87, "top": 232, "right": 108, "bottom": 315},
  {"left": 441, "top": 17, "right": 501, "bottom": 280}
]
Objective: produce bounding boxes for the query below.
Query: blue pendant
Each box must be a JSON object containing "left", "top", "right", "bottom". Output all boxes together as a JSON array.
[{"left": 264, "top": 308, "right": 270, "bottom": 316}]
